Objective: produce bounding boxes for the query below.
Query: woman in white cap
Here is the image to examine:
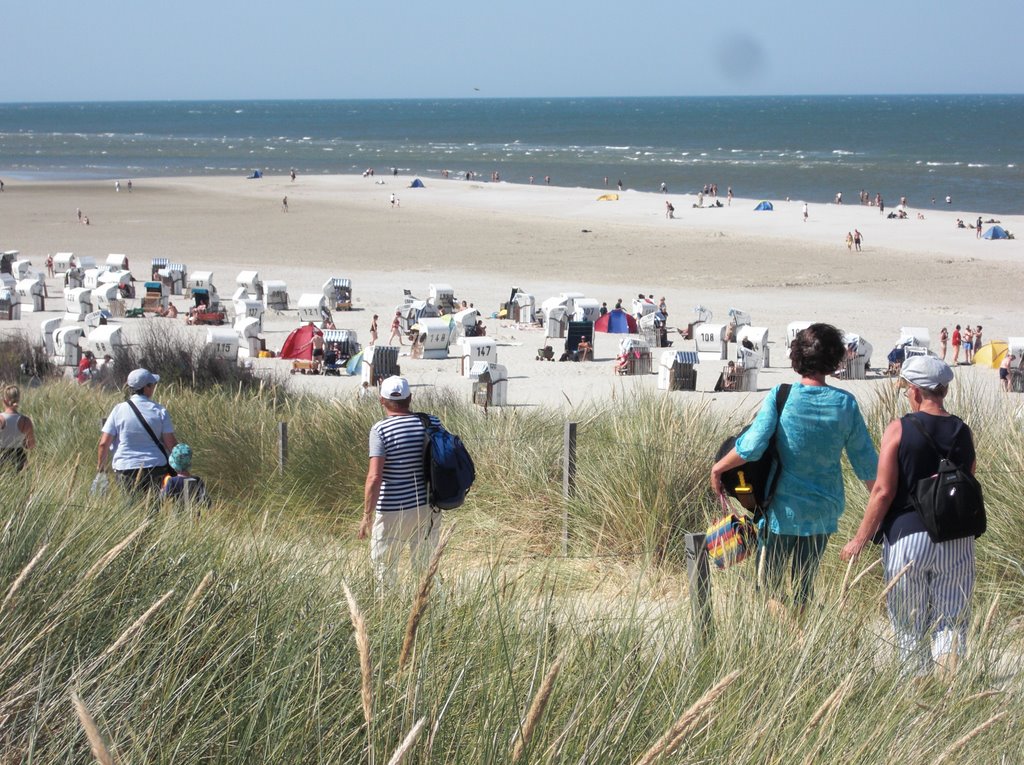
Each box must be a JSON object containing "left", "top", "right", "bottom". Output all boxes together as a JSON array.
[
  {"left": 96, "top": 368, "right": 177, "bottom": 497},
  {"left": 842, "top": 355, "right": 977, "bottom": 677}
]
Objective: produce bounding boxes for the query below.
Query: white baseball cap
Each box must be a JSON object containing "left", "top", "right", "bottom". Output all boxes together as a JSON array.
[{"left": 379, "top": 375, "right": 411, "bottom": 400}]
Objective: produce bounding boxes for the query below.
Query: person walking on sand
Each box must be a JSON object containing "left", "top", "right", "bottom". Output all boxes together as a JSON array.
[
  {"left": 389, "top": 311, "right": 405, "bottom": 346},
  {"left": 77, "top": 208, "right": 82, "bottom": 223},
  {"left": 115, "top": 180, "right": 120, "bottom": 193},
  {"left": 727, "top": 186, "right": 733, "bottom": 205},
  {"left": 282, "top": 196, "right": 288, "bottom": 212},
  {"left": 370, "top": 314, "right": 379, "bottom": 345},
  {"left": 665, "top": 200, "right": 674, "bottom": 219},
  {"left": 45, "top": 254, "right": 54, "bottom": 279},
  {"left": 939, "top": 327, "right": 949, "bottom": 361},
  {"left": 127, "top": 179, "right": 132, "bottom": 193},
  {"left": 845, "top": 232, "right": 854, "bottom": 250},
  {"left": 359, "top": 376, "right": 447, "bottom": 585},
  {"left": 951, "top": 325, "right": 962, "bottom": 365},
  {"left": 853, "top": 229, "right": 863, "bottom": 251},
  {"left": 803, "top": 202, "right": 809, "bottom": 223},
  {"left": 841, "top": 357, "right": 975, "bottom": 679},
  {"left": 0, "top": 386, "right": 36, "bottom": 473}
]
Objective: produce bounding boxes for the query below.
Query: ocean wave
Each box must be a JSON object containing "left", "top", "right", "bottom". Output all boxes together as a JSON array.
[{"left": 832, "top": 150, "right": 855, "bottom": 156}]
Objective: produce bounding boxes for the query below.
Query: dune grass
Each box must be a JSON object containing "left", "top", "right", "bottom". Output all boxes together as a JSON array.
[{"left": 0, "top": 374, "right": 1021, "bottom": 762}]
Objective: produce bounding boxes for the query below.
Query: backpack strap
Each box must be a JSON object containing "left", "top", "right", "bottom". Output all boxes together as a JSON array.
[{"left": 904, "top": 413, "right": 963, "bottom": 460}]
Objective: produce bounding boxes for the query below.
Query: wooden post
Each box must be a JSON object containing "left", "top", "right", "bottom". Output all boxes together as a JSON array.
[
  {"left": 277, "top": 422, "right": 288, "bottom": 475},
  {"left": 562, "top": 421, "right": 577, "bottom": 556},
  {"left": 684, "top": 532, "right": 713, "bottom": 643}
]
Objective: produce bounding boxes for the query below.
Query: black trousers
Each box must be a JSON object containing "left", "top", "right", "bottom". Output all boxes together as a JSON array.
[{"left": 115, "top": 466, "right": 170, "bottom": 496}]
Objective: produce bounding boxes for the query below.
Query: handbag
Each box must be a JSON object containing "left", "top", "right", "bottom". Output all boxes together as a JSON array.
[
  {"left": 905, "top": 416, "right": 984, "bottom": 543},
  {"left": 126, "top": 399, "right": 177, "bottom": 477},
  {"left": 706, "top": 494, "right": 758, "bottom": 570}
]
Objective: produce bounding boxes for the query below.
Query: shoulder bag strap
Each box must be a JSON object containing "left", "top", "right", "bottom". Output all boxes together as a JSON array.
[
  {"left": 762, "top": 384, "right": 792, "bottom": 510},
  {"left": 126, "top": 399, "right": 170, "bottom": 464}
]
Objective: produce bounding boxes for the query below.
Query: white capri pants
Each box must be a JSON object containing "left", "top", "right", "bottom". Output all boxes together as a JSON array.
[
  {"left": 882, "top": 531, "right": 975, "bottom": 674},
  {"left": 370, "top": 505, "right": 441, "bottom": 586}
]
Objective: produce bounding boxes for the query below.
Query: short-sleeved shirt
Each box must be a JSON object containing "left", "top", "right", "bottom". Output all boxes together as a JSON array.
[
  {"left": 369, "top": 412, "right": 441, "bottom": 511},
  {"left": 736, "top": 384, "right": 878, "bottom": 536},
  {"left": 101, "top": 394, "right": 174, "bottom": 471}
]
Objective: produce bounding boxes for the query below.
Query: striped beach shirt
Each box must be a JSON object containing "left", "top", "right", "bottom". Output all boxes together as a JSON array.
[{"left": 369, "top": 412, "right": 440, "bottom": 511}]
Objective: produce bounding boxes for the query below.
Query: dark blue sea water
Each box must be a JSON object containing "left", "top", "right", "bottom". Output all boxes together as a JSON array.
[{"left": 1, "top": 96, "right": 1021, "bottom": 213}]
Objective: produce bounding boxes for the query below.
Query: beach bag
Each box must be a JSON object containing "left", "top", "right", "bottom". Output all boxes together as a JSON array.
[
  {"left": 706, "top": 496, "right": 759, "bottom": 569},
  {"left": 416, "top": 413, "right": 476, "bottom": 510},
  {"left": 714, "top": 384, "right": 791, "bottom": 519},
  {"left": 905, "top": 416, "right": 985, "bottom": 543}
]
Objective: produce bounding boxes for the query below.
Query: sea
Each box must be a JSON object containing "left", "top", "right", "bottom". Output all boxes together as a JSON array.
[{"left": 1, "top": 95, "right": 1021, "bottom": 214}]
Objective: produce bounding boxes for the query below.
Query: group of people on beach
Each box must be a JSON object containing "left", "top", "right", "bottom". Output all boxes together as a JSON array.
[{"left": 938, "top": 324, "right": 983, "bottom": 365}]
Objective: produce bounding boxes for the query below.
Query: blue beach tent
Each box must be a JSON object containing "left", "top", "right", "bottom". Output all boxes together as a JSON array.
[
  {"left": 595, "top": 308, "right": 638, "bottom": 334},
  {"left": 409, "top": 178, "right": 425, "bottom": 188},
  {"left": 982, "top": 225, "right": 1008, "bottom": 240},
  {"left": 753, "top": 201, "right": 773, "bottom": 211}
]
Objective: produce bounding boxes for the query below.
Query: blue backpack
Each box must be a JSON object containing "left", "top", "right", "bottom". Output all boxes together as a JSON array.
[{"left": 416, "top": 413, "right": 476, "bottom": 510}]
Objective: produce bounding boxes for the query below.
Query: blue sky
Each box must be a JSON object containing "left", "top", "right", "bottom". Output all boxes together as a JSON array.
[{"left": 4, "top": 0, "right": 1021, "bottom": 101}]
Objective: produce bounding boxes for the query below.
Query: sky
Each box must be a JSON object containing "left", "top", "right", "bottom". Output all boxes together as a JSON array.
[{"left": 4, "top": 0, "right": 1022, "bottom": 102}]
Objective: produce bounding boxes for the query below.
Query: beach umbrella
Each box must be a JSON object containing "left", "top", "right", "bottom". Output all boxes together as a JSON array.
[{"left": 973, "top": 341, "right": 1008, "bottom": 368}]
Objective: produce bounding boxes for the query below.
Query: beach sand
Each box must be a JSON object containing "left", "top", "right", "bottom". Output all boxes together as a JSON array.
[{"left": 1, "top": 174, "right": 1021, "bottom": 415}]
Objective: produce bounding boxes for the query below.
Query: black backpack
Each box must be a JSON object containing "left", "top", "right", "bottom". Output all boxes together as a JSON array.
[
  {"left": 714, "top": 384, "right": 791, "bottom": 520},
  {"left": 905, "top": 416, "right": 985, "bottom": 543},
  {"left": 416, "top": 413, "right": 476, "bottom": 510}
]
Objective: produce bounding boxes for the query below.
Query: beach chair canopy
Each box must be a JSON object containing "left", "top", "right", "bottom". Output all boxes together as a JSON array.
[
  {"left": 753, "top": 201, "right": 773, "bottom": 211},
  {"left": 595, "top": 308, "right": 638, "bottom": 334},
  {"left": 982, "top": 225, "right": 1008, "bottom": 239}
]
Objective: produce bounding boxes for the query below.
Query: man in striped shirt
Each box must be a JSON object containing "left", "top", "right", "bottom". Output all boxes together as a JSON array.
[{"left": 360, "top": 375, "right": 443, "bottom": 585}]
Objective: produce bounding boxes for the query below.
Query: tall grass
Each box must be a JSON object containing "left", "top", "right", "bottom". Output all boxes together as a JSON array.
[{"left": 0, "top": 375, "right": 1021, "bottom": 762}]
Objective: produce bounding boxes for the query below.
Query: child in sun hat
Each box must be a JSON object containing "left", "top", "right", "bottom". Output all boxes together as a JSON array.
[{"left": 160, "top": 443, "right": 210, "bottom": 513}]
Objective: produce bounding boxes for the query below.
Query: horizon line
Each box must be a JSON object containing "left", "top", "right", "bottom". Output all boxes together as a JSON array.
[{"left": 3, "top": 92, "right": 1023, "bottom": 107}]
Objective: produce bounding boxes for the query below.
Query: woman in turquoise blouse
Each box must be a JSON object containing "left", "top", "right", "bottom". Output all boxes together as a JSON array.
[{"left": 712, "top": 323, "right": 878, "bottom": 608}]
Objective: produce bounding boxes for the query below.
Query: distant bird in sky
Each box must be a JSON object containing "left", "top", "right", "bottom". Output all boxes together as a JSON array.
[{"left": 473, "top": 87, "right": 480, "bottom": 91}]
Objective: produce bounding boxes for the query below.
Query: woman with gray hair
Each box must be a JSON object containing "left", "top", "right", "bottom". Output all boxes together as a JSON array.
[{"left": 842, "top": 356, "right": 977, "bottom": 677}]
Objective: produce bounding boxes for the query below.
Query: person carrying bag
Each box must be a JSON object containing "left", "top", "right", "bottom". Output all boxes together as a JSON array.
[
  {"left": 95, "top": 368, "right": 178, "bottom": 498},
  {"left": 841, "top": 356, "right": 979, "bottom": 677}
]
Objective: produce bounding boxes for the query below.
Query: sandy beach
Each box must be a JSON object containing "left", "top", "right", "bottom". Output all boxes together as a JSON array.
[{"left": 1, "top": 173, "right": 1021, "bottom": 413}]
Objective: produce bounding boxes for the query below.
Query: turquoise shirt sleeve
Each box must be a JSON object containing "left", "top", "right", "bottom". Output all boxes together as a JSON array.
[
  {"left": 844, "top": 400, "right": 878, "bottom": 481},
  {"left": 735, "top": 386, "right": 780, "bottom": 462}
]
